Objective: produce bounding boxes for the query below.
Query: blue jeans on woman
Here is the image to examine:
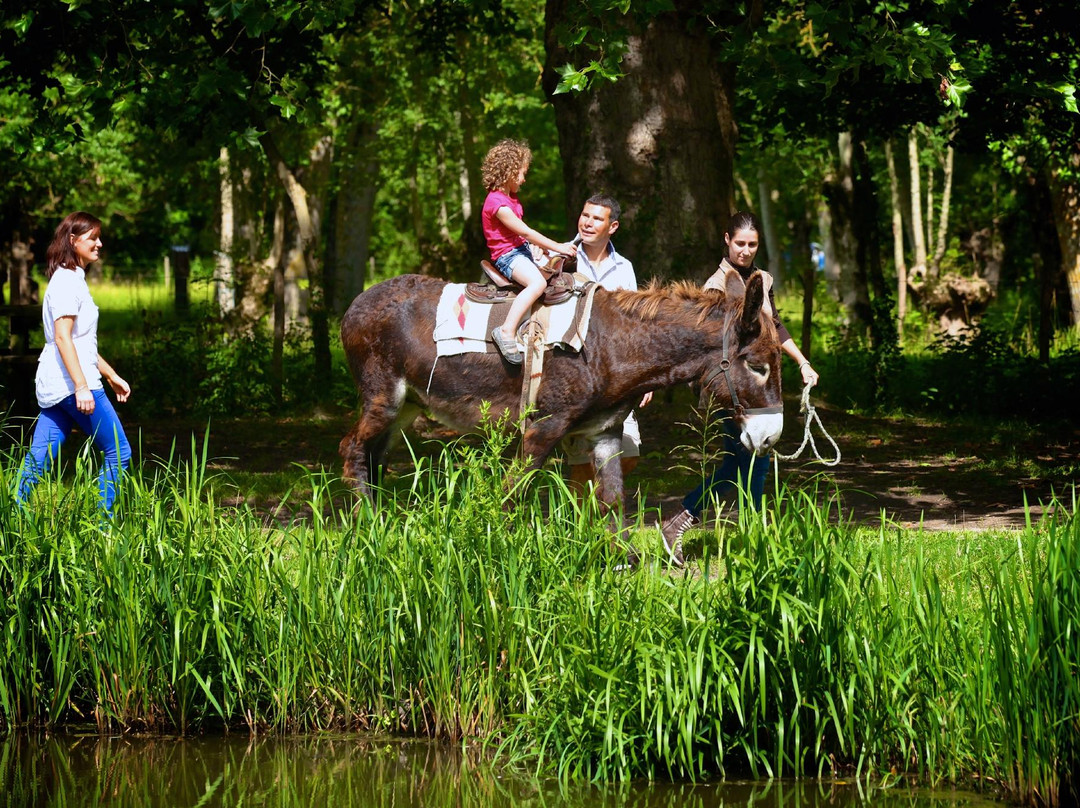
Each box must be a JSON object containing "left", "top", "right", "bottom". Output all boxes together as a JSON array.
[
  {"left": 682, "top": 417, "right": 769, "bottom": 517},
  {"left": 16, "top": 389, "right": 132, "bottom": 517}
]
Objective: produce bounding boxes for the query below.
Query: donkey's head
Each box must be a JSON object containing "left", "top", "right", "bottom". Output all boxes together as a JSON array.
[{"left": 699, "top": 269, "right": 784, "bottom": 455}]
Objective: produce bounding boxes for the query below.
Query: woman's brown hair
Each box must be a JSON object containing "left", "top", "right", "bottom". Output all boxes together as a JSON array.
[{"left": 46, "top": 211, "right": 102, "bottom": 278}]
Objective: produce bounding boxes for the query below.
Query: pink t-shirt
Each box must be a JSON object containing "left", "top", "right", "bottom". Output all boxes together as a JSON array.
[{"left": 482, "top": 190, "right": 526, "bottom": 261}]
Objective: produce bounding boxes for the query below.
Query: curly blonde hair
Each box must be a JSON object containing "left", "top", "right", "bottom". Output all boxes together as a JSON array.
[{"left": 482, "top": 139, "right": 531, "bottom": 192}]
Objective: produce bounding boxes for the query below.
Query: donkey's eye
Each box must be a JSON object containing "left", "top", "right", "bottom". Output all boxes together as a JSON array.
[{"left": 748, "top": 363, "right": 769, "bottom": 378}]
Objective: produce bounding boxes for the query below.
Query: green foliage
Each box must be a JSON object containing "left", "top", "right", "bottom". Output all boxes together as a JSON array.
[{"left": 112, "top": 304, "right": 347, "bottom": 417}]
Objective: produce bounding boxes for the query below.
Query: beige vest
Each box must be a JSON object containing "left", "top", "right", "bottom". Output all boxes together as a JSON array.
[{"left": 702, "top": 258, "right": 774, "bottom": 318}]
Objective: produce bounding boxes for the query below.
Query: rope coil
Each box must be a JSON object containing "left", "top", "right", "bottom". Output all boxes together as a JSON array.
[{"left": 772, "top": 382, "right": 841, "bottom": 466}]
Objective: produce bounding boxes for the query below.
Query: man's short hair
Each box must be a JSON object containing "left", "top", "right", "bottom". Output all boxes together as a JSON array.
[{"left": 585, "top": 194, "right": 621, "bottom": 223}]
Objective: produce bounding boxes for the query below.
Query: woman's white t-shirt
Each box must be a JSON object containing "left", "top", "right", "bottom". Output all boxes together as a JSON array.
[{"left": 35, "top": 266, "right": 102, "bottom": 408}]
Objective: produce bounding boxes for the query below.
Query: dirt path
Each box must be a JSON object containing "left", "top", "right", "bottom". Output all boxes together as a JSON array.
[{"left": 119, "top": 389, "right": 1078, "bottom": 531}]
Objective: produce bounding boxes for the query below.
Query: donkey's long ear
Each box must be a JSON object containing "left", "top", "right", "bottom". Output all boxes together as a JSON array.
[
  {"left": 723, "top": 267, "right": 746, "bottom": 300},
  {"left": 741, "top": 272, "right": 765, "bottom": 332}
]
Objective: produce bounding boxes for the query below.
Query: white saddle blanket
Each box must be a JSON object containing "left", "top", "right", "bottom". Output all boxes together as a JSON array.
[{"left": 432, "top": 281, "right": 597, "bottom": 357}]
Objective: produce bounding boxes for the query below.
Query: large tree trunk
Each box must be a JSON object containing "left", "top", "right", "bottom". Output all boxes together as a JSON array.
[
  {"left": 543, "top": 2, "right": 736, "bottom": 281},
  {"left": 1047, "top": 147, "right": 1080, "bottom": 334}
]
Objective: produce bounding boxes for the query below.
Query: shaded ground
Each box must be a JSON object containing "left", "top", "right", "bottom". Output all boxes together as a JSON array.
[{"left": 108, "top": 386, "right": 1079, "bottom": 531}]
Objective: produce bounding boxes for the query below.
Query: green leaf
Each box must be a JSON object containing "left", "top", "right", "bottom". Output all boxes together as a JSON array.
[
  {"left": 1051, "top": 82, "right": 1078, "bottom": 114},
  {"left": 269, "top": 94, "right": 297, "bottom": 119},
  {"left": 945, "top": 78, "right": 971, "bottom": 109}
]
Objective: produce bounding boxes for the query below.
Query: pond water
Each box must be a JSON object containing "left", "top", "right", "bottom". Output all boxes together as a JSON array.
[{"left": 1, "top": 733, "right": 1001, "bottom": 808}]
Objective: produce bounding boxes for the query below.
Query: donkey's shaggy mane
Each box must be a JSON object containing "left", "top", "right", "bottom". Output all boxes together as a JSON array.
[{"left": 609, "top": 279, "right": 736, "bottom": 326}]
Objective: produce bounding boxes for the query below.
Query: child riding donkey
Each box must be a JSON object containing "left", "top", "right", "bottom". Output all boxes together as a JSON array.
[{"left": 481, "top": 139, "right": 576, "bottom": 364}]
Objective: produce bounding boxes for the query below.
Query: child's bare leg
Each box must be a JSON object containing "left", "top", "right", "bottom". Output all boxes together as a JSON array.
[{"left": 499, "top": 264, "right": 546, "bottom": 340}]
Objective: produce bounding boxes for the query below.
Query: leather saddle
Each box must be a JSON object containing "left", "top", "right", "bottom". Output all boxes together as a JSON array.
[{"left": 466, "top": 253, "right": 577, "bottom": 305}]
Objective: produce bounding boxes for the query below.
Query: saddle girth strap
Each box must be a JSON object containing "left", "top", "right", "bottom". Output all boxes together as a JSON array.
[{"left": 518, "top": 318, "right": 546, "bottom": 433}]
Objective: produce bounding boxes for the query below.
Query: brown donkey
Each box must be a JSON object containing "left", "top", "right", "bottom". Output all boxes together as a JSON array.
[{"left": 339, "top": 270, "right": 784, "bottom": 513}]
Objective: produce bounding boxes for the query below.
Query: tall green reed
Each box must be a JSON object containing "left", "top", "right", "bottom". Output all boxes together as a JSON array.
[{"left": 1, "top": 418, "right": 1076, "bottom": 805}]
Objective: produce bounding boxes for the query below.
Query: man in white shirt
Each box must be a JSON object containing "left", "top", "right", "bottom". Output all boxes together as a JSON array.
[{"left": 565, "top": 195, "right": 653, "bottom": 496}]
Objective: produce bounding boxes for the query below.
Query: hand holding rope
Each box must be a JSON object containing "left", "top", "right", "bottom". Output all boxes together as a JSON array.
[{"left": 772, "top": 381, "right": 841, "bottom": 466}]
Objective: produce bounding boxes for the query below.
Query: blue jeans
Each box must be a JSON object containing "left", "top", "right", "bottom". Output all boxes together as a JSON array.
[
  {"left": 682, "top": 418, "right": 769, "bottom": 517},
  {"left": 493, "top": 243, "right": 537, "bottom": 280},
  {"left": 16, "top": 389, "right": 132, "bottom": 517}
]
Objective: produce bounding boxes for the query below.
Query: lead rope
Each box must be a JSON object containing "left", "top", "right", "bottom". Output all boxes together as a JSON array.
[{"left": 772, "top": 382, "right": 841, "bottom": 466}]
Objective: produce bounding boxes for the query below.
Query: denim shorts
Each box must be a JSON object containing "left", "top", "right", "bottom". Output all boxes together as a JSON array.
[{"left": 493, "top": 243, "right": 538, "bottom": 281}]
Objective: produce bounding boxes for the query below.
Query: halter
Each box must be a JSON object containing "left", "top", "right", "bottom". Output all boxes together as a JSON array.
[{"left": 701, "top": 312, "right": 783, "bottom": 417}]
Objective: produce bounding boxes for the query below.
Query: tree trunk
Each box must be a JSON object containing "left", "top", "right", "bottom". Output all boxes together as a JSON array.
[
  {"left": 931, "top": 144, "right": 955, "bottom": 274},
  {"left": 272, "top": 202, "right": 287, "bottom": 404},
  {"left": 792, "top": 209, "right": 815, "bottom": 359},
  {"left": 908, "top": 128, "right": 927, "bottom": 282},
  {"left": 758, "top": 167, "right": 783, "bottom": 286},
  {"left": 885, "top": 139, "right": 908, "bottom": 337},
  {"left": 260, "top": 129, "right": 332, "bottom": 386},
  {"left": 216, "top": 146, "right": 236, "bottom": 316},
  {"left": 456, "top": 33, "right": 487, "bottom": 266},
  {"left": 1047, "top": 147, "right": 1080, "bottom": 334},
  {"left": 853, "top": 137, "right": 886, "bottom": 305},
  {"left": 543, "top": 2, "right": 736, "bottom": 281},
  {"left": 822, "top": 132, "right": 867, "bottom": 331},
  {"left": 925, "top": 158, "right": 935, "bottom": 273},
  {"left": 7, "top": 235, "right": 34, "bottom": 305},
  {"left": 436, "top": 140, "right": 452, "bottom": 243},
  {"left": 329, "top": 121, "right": 379, "bottom": 313}
]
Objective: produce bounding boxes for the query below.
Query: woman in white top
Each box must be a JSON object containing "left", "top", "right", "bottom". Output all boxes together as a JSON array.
[{"left": 15, "top": 211, "right": 132, "bottom": 517}]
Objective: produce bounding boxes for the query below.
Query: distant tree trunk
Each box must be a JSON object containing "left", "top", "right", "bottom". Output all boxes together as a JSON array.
[
  {"left": 436, "top": 141, "right": 452, "bottom": 243},
  {"left": 822, "top": 132, "right": 868, "bottom": 331},
  {"left": 7, "top": 236, "right": 34, "bottom": 304},
  {"left": 216, "top": 147, "right": 236, "bottom": 316},
  {"left": 924, "top": 159, "right": 935, "bottom": 270},
  {"left": 543, "top": 2, "right": 737, "bottom": 281},
  {"left": 853, "top": 137, "right": 886, "bottom": 304},
  {"left": 930, "top": 144, "right": 955, "bottom": 274},
  {"left": 908, "top": 128, "right": 928, "bottom": 282},
  {"left": 272, "top": 202, "right": 288, "bottom": 403},
  {"left": 456, "top": 33, "right": 487, "bottom": 266},
  {"left": 1047, "top": 146, "right": 1080, "bottom": 333},
  {"left": 329, "top": 121, "right": 379, "bottom": 313},
  {"left": 260, "top": 129, "right": 332, "bottom": 386},
  {"left": 407, "top": 122, "right": 425, "bottom": 250},
  {"left": 736, "top": 176, "right": 754, "bottom": 210},
  {"left": 885, "top": 139, "right": 908, "bottom": 337},
  {"left": 792, "top": 209, "right": 816, "bottom": 358},
  {"left": 758, "top": 167, "right": 782, "bottom": 286}
]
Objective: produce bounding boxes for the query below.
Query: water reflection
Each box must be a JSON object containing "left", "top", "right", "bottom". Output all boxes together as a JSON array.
[{"left": 1, "top": 734, "right": 1000, "bottom": 808}]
